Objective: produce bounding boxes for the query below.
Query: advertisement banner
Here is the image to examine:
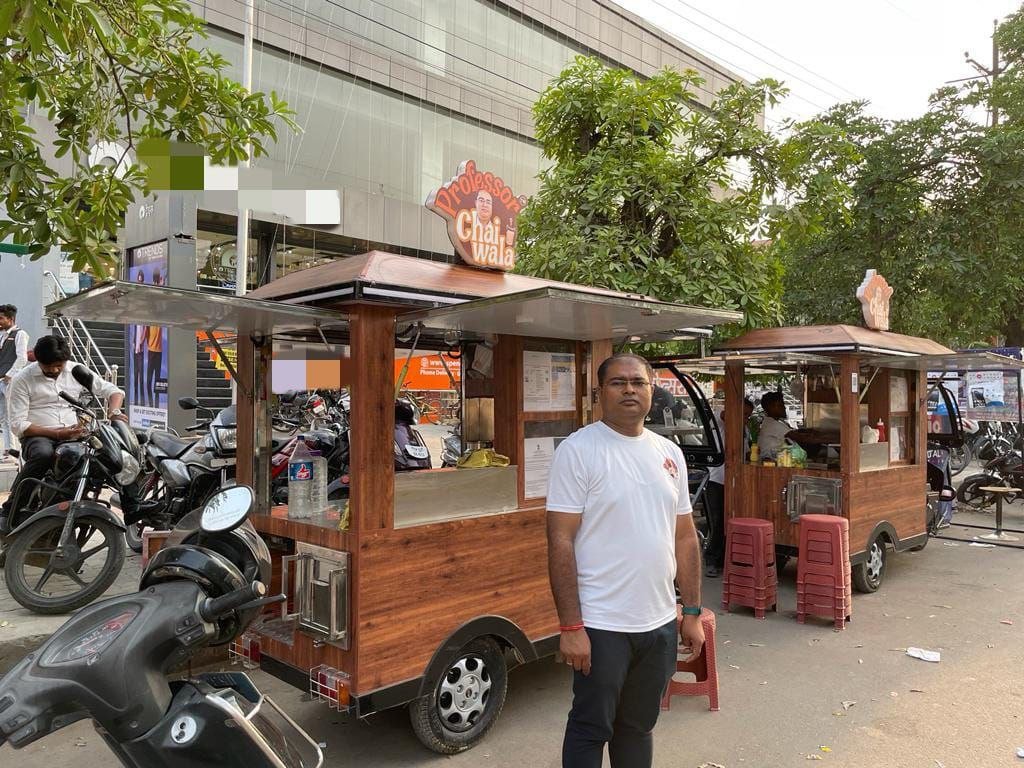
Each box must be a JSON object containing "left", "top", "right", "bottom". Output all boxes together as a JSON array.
[{"left": 125, "top": 241, "right": 169, "bottom": 429}]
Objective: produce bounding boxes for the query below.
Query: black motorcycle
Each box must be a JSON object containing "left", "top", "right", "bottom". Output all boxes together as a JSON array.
[
  {"left": 957, "top": 450, "right": 1024, "bottom": 509},
  {"left": 1, "top": 365, "right": 145, "bottom": 614},
  {"left": 0, "top": 485, "right": 324, "bottom": 767}
]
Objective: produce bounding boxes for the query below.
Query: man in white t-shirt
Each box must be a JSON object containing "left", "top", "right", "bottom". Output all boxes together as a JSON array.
[{"left": 547, "top": 354, "right": 705, "bottom": 768}]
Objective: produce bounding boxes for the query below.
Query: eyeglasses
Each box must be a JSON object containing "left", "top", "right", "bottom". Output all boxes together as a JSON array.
[{"left": 604, "top": 378, "right": 652, "bottom": 389}]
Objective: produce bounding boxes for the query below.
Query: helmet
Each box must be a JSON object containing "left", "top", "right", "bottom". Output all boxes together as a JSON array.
[{"left": 140, "top": 544, "right": 246, "bottom": 645}]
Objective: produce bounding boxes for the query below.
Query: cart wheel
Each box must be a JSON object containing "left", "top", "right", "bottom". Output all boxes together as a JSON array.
[
  {"left": 852, "top": 535, "right": 887, "bottom": 593},
  {"left": 409, "top": 637, "right": 507, "bottom": 754}
]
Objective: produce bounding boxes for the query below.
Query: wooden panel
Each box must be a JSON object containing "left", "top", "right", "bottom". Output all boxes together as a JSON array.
[
  {"left": 493, "top": 336, "right": 525, "bottom": 503},
  {"left": 847, "top": 465, "right": 926, "bottom": 553},
  {"left": 728, "top": 464, "right": 841, "bottom": 548},
  {"left": 355, "top": 506, "right": 556, "bottom": 692},
  {"left": 719, "top": 324, "right": 953, "bottom": 356},
  {"left": 589, "top": 340, "right": 613, "bottom": 422},
  {"left": 249, "top": 251, "right": 630, "bottom": 305},
  {"left": 863, "top": 367, "right": 890, "bottom": 429},
  {"left": 349, "top": 306, "right": 396, "bottom": 532},
  {"left": 723, "top": 362, "right": 745, "bottom": 517},
  {"left": 840, "top": 356, "right": 860, "bottom": 475},
  {"left": 252, "top": 513, "right": 355, "bottom": 552}
]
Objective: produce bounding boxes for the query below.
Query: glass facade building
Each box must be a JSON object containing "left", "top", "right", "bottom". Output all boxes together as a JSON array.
[{"left": 186, "top": 0, "right": 748, "bottom": 284}]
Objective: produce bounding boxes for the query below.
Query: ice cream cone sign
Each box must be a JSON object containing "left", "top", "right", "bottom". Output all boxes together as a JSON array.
[{"left": 857, "top": 269, "right": 894, "bottom": 331}]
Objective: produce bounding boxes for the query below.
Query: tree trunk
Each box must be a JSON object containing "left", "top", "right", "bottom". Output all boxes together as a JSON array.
[{"left": 1003, "top": 314, "right": 1024, "bottom": 347}]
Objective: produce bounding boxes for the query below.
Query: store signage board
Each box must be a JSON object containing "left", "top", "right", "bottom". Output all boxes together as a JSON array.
[
  {"left": 425, "top": 160, "right": 525, "bottom": 272},
  {"left": 856, "top": 269, "right": 894, "bottom": 331}
]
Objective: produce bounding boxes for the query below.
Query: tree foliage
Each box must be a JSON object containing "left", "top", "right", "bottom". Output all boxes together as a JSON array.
[
  {"left": 516, "top": 56, "right": 788, "bottom": 332},
  {"left": 772, "top": 8, "right": 1024, "bottom": 347},
  {"left": 0, "top": 0, "right": 294, "bottom": 275}
]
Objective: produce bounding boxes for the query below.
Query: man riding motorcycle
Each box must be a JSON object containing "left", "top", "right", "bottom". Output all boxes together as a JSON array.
[{"left": 0, "top": 335, "right": 130, "bottom": 534}]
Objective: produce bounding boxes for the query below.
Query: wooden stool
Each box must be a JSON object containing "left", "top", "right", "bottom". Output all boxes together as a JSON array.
[
  {"left": 661, "top": 607, "right": 719, "bottom": 712},
  {"left": 979, "top": 486, "right": 1020, "bottom": 541}
]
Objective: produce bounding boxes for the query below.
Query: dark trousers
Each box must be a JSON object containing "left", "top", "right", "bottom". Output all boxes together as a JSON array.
[
  {"left": 133, "top": 350, "right": 145, "bottom": 403},
  {"left": 2, "top": 436, "right": 58, "bottom": 520},
  {"left": 562, "top": 619, "right": 678, "bottom": 768},
  {"left": 705, "top": 480, "right": 726, "bottom": 569},
  {"left": 146, "top": 349, "right": 161, "bottom": 407}
]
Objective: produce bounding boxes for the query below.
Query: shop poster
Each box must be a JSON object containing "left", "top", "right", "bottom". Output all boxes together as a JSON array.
[
  {"left": 523, "top": 352, "right": 576, "bottom": 412},
  {"left": 524, "top": 437, "right": 555, "bottom": 498},
  {"left": 125, "top": 241, "right": 169, "bottom": 430}
]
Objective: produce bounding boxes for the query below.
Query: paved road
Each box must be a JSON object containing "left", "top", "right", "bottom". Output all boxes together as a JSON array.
[{"left": 3, "top": 504, "right": 1022, "bottom": 767}]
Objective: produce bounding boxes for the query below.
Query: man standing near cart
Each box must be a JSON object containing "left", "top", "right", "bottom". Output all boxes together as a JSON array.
[{"left": 546, "top": 353, "right": 705, "bottom": 768}]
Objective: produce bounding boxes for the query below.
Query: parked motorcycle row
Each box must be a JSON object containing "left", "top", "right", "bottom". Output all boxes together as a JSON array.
[
  {"left": 0, "top": 381, "right": 459, "bottom": 616},
  {"left": 955, "top": 420, "right": 1024, "bottom": 509}
]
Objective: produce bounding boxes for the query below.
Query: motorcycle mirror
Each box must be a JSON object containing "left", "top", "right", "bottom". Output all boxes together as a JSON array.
[
  {"left": 199, "top": 486, "right": 254, "bottom": 533},
  {"left": 178, "top": 396, "right": 200, "bottom": 410},
  {"left": 71, "top": 364, "right": 94, "bottom": 390}
]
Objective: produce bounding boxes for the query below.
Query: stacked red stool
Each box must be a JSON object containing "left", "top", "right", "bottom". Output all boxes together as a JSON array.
[
  {"left": 796, "top": 514, "right": 851, "bottom": 631},
  {"left": 661, "top": 607, "right": 719, "bottom": 712},
  {"left": 721, "top": 518, "right": 777, "bottom": 619}
]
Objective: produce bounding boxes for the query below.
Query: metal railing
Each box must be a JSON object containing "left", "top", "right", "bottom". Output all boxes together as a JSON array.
[{"left": 42, "top": 271, "right": 118, "bottom": 386}]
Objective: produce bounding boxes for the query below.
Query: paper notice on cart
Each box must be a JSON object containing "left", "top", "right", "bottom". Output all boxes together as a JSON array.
[
  {"left": 524, "top": 437, "right": 556, "bottom": 498},
  {"left": 523, "top": 352, "right": 576, "bottom": 412}
]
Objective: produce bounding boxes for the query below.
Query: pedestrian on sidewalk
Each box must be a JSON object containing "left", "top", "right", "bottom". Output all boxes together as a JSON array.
[
  {"left": 546, "top": 353, "right": 705, "bottom": 768},
  {"left": 0, "top": 305, "right": 30, "bottom": 459}
]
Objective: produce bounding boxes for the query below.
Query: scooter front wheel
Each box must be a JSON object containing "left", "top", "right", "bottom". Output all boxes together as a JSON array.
[{"left": 4, "top": 516, "right": 125, "bottom": 614}]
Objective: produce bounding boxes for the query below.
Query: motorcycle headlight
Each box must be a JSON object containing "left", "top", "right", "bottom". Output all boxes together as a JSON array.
[
  {"left": 215, "top": 426, "right": 237, "bottom": 451},
  {"left": 115, "top": 450, "right": 141, "bottom": 485}
]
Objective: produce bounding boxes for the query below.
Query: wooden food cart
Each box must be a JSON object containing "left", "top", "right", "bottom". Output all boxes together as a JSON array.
[
  {"left": 47, "top": 251, "right": 735, "bottom": 754},
  {"left": 655, "top": 323, "right": 1024, "bottom": 593}
]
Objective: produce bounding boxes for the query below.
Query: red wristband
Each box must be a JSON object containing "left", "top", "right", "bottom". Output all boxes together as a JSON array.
[{"left": 560, "top": 623, "right": 585, "bottom": 632}]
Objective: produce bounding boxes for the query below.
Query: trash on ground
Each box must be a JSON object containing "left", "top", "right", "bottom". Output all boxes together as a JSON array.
[
  {"left": 820, "top": 746, "right": 832, "bottom": 752},
  {"left": 910, "top": 688, "right": 926, "bottom": 693},
  {"left": 932, "top": 604, "right": 954, "bottom": 609},
  {"left": 0, "top": 620, "right": 9, "bottom": 628},
  {"left": 1000, "top": 619, "right": 1014, "bottom": 625},
  {"left": 942, "top": 541, "right": 959, "bottom": 547},
  {"left": 748, "top": 642, "right": 765, "bottom": 647},
  {"left": 805, "top": 755, "right": 823, "bottom": 761},
  {"left": 890, "top": 691, "right": 899, "bottom": 697},
  {"left": 906, "top": 647, "right": 941, "bottom": 662},
  {"left": 969, "top": 542, "right": 996, "bottom": 548},
  {"left": 1015, "top": 746, "right": 1024, "bottom": 758},
  {"left": 841, "top": 700, "right": 857, "bottom": 710},
  {"left": 698, "top": 762, "right": 726, "bottom": 768},
  {"left": 729, "top": 664, "right": 740, "bottom": 670}
]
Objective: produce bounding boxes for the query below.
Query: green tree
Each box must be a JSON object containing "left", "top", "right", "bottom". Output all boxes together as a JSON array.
[
  {"left": 772, "top": 8, "right": 1024, "bottom": 347},
  {"left": 0, "top": 1, "right": 294, "bottom": 274},
  {"left": 516, "top": 56, "right": 787, "bottom": 332}
]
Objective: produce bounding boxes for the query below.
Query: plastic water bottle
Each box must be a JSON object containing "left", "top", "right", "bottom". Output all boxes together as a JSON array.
[
  {"left": 288, "top": 438, "right": 315, "bottom": 520},
  {"left": 308, "top": 447, "right": 328, "bottom": 524}
]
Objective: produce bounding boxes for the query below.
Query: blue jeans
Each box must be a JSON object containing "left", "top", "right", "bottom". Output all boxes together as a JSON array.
[{"left": 562, "top": 619, "right": 678, "bottom": 768}]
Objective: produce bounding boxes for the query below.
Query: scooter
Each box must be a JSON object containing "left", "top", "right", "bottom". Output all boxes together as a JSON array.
[{"left": 0, "top": 485, "right": 324, "bottom": 767}]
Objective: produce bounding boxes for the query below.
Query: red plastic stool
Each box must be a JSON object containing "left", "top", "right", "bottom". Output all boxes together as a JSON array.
[
  {"left": 722, "top": 518, "right": 777, "bottom": 619},
  {"left": 796, "top": 514, "right": 851, "bottom": 631},
  {"left": 661, "top": 607, "right": 719, "bottom": 712}
]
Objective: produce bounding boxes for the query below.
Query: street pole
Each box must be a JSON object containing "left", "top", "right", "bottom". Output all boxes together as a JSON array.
[
  {"left": 235, "top": 0, "right": 254, "bottom": 297},
  {"left": 965, "top": 19, "right": 1002, "bottom": 128}
]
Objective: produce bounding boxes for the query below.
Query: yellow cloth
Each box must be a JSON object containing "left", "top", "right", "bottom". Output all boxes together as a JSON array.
[
  {"left": 457, "top": 448, "right": 510, "bottom": 468},
  {"left": 146, "top": 326, "right": 163, "bottom": 353}
]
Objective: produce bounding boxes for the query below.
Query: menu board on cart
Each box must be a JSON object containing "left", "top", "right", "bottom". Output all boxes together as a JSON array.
[
  {"left": 524, "top": 437, "right": 556, "bottom": 498},
  {"left": 524, "top": 352, "right": 576, "bottom": 412}
]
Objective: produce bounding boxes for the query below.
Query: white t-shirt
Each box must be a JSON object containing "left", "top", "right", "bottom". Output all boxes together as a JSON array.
[
  {"left": 758, "top": 416, "right": 791, "bottom": 459},
  {"left": 546, "top": 420, "right": 692, "bottom": 633}
]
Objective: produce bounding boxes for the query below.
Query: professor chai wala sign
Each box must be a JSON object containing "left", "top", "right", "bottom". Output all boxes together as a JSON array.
[{"left": 425, "top": 160, "right": 525, "bottom": 271}]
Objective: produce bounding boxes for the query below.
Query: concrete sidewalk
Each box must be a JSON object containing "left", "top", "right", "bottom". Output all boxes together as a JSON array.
[{"left": 0, "top": 549, "right": 142, "bottom": 673}]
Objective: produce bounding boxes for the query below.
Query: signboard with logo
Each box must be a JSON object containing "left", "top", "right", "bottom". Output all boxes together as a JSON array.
[
  {"left": 425, "top": 160, "right": 525, "bottom": 271},
  {"left": 125, "top": 240, "right": 169, "bottom": 430},
  {"left": 856, "top": 269, "right": 894, "bottom": 331}
]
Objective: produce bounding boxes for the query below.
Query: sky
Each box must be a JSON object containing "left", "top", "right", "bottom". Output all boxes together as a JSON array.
[{"left": 615, "top": 0, "right": 1023, "bottom": 128}]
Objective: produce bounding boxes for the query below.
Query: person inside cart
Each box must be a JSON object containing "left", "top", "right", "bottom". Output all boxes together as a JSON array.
[
  {"left": 546, "top": 353, "right": 704, "bottom": 768},
  {"left": 757, "top": 391, "right": 834, "bottom": 460}
]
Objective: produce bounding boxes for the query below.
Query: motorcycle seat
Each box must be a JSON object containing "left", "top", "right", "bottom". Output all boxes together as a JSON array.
[{"left": 150, "top": 430, "right": 195, "bottom": 459}]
